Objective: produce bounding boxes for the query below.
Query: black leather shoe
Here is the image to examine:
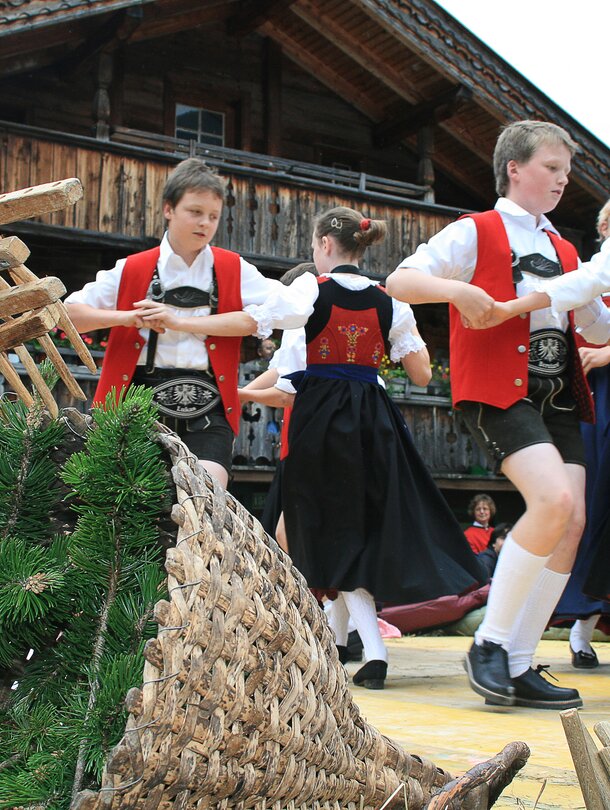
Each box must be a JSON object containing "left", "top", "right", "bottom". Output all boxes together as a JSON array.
[
  {"left": 511, "top": 665, "right": 582, "bottom": 709},
  {"left": 464, "top": 641, "right": 515, "bottom": 706},
  {"left": 337, "top": 645, "right": 349, "bottom": 665},
  {"left": 353, "top": 660, "right": 387, "bottom": 689},
  {"left": 571, "top": 646, "right": 599, "bottom": 669},
  {"left": 347, "top": 629, "right": 364, "bottom": 662}
]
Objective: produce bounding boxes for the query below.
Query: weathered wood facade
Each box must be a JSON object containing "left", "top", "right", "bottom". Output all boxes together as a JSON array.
[
  {"left": 1, "top": 0, "right": 609, "bottom": 508},
  {"left": 0, "top": 122, "right": 460, "bottom": 284}
]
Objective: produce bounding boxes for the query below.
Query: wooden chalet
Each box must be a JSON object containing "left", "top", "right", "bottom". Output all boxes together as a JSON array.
[{"left": 1, "top": 0, "right": 608, "bottom": 519}]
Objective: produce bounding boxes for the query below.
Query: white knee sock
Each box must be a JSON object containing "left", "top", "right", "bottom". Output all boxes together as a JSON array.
[
  {"left": 326, "top": 594, "right": 349, "bottom": 647},
  {"left": 342, "top": 588, "right": 387, "bottom": 663},
  {"left": 508, "top": 568, "right": 570, "bottom": 678},
  {"left": 570, "top": 614, "right": 601, "bottom": 653},
  {"left": 475, "top": 533, "right": 550, "bottom": 650}
]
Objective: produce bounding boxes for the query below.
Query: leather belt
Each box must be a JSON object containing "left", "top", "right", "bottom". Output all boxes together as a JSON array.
[
  {"left": 132, "top": 367, "right": 221, "bottom": 420},
  {"left": 528, "top": 329, "right": 569, "bottom": 377}
]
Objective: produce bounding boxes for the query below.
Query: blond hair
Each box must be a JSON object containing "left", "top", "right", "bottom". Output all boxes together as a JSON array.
[
  {"left": 493, "top": 120, "right": 579, "bottom": 196},
  {"left": 596, "top": 199, "right": 610, "bottom": 240}
]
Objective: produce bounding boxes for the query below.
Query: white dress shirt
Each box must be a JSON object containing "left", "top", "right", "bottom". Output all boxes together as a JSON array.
[
  {"left": 396, "top": 198, "right": 610, "bottom": 344},
  {"left": 65, "top": 234, "right": 309, "bottom": 369}
]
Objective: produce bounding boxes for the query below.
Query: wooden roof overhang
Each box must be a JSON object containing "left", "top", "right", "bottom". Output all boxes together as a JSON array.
[{"left": 1, "top": 0, "right": 608, "bottom": 233}]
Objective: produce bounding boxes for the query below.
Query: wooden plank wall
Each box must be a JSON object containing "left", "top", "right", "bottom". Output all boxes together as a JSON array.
[{"left": 0, "top": 131, "right": 454, "bottom": 274}]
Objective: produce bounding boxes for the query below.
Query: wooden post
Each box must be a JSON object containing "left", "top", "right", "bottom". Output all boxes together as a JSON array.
[
  {"left": 263, "top": 38, "right": 283, "bottom": 157},
  {"left": 418, "top": 125, "right": 435, "bottom": 203},
  {"left": 93, "top": 51, "right": 113, "bottom": 141}
]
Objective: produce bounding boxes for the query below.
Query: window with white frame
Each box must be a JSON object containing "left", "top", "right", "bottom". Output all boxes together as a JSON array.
[{"left": 175, "top": 104, "right": 225, "bottom": 146}]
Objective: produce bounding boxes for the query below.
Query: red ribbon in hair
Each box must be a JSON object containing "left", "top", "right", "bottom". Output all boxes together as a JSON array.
[{"left": 360, "top": 218, "right": 371, "bottom": 231}]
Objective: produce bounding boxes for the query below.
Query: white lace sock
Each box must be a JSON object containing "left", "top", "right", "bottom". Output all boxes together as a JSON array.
[
  {"left": 570, "top": 614, "right": 601, "bottom": 653},
  {"left": 508, "top": 568, "right": 570, "bottom": 678},
  {"left": 342, "top": 588, "right": 387, "bottom": 663},
  {"left": 326, "top": 594, "right": 349, "bottom": 647},
  {"left": 475, "top": 533, "right": 550, "bottom": 650}
]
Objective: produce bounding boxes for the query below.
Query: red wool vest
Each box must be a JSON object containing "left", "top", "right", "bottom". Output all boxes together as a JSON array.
[
  {"left": 93, "top": 245, "right": 244, "bottom": 433},
  {"left": 449, "top": 210, "right": 594, "bottom": 423}
]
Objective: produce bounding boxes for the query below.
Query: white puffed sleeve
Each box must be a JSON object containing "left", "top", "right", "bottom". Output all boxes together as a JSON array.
[
  {"left": 540, "top": 240, "right": 610, "bottom": 314},
  {"left": 244, "top": 272, "right": 318, "bottom": 337},
  {"left": 388, "top": 300, "right": 426, "bottom": 361}
]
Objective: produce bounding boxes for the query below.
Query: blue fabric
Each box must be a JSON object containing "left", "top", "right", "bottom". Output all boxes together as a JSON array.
[
  {"left": 555, "top": 365, "right": 610, "bottom": 618},
  {"left": 283, "top": 363, "right": 380, "bottom": 391}
]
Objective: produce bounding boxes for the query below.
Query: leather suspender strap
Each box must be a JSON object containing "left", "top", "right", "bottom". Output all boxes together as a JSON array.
[
  {"left": 144, "top": 265, "right": 165, "bottom": 373},
  {"left": 144, "top": 265, "right": 218, "bottom": 373}
]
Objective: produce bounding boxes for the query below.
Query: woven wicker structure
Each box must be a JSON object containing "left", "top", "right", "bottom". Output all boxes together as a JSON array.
[{"left": 72, "top": 427, "right": 528, "bottom": 810}]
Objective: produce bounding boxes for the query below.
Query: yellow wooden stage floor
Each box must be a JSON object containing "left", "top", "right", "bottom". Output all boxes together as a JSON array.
[{"left": 346, "top": 636, "right": 610, "bottom": 809}]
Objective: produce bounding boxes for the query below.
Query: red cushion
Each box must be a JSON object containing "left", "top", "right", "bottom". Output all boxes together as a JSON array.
[{"left": 378, "top": 585, "right": 490, "bottom": 634}]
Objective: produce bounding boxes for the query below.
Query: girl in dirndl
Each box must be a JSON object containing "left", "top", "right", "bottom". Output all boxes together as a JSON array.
[{"left": 278, "top": 206, "right": 484, "bottom": 689}]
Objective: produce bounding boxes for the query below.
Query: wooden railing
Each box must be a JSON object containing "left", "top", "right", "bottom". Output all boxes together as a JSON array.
[{"left": 0, "top": 121, "right": 464, "bottom": 277}]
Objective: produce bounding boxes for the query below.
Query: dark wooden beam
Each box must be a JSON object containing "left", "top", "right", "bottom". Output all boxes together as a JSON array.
[
  {"left": 261, "top": 19, "right": 384, "bottom": 122},
  {"left": 374, "top": 85, "right": 472, "bottom": 148},
  {"left": 292, "top": 0, "right": 421, "bottom": 106},
  {"left": 263, "top": 38, "right": 283, "bottom": 156},
  {"left": 130, "top": 0, "right": 231, "bottom": 43},
  {"left": 57, "top": 7, "right": 143, "bottom": 78},
  {"left": 227, "top": 0, "right": 298, "bottom": 37}
]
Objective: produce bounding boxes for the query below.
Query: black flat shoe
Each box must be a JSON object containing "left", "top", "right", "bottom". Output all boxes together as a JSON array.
[
  {"left": 464, "top": 640, "right": 515, "bottom": 706},
  {"left": 347, "top": 629, "right": 364, "bottom": 662},
  {"left": 570, "top": 646, "right": 599, "bottom": 669},
  {"left": 337, "top": 645, "right": 349, "bottom": 665},
  {"left": 511, "top": 665, "right": 582, "bottom": 709},
  {"left": 353, "top": 660, "right": 387, "bottom": 689}
]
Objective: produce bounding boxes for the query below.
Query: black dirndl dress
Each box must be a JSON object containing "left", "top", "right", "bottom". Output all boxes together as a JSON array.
[{"left": 281, "top": 276, "right": 484, "bottom": 604}]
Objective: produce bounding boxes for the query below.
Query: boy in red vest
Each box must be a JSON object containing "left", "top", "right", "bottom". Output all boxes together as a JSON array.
[
  {"left": 386, "top": 120, "right": 610, "bottom": 709},
  {"left": 65, "top": 158, "right": 309, "bottom": 488}
]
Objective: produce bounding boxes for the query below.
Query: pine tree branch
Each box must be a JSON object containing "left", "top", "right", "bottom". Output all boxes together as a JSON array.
[
  {"left": 70, "top": 525, "right": 120, "bottom": 801},
  {"left": 1, "top": 406, "right": 43, "bottom": 540},
  {"left": 0, "top": 752, "right": 22, "bottom": 772}
]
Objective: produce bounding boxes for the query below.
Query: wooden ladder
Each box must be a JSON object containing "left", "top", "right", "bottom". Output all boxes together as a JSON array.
[
  {"left": 562, "top": 709, "right": 610, "bottom": 810},
  {"left": 0, "top": 178, "right": 96, "bottom": 416}
]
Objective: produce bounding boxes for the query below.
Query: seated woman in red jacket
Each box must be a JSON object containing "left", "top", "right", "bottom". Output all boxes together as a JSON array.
[{"left": 464, "top": 494, "right": 496, "bottom": 553}]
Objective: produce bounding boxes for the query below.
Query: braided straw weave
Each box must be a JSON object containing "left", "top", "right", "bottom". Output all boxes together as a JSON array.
[{"left": 72, "top": 428, "right": 528, "bottom": 810}]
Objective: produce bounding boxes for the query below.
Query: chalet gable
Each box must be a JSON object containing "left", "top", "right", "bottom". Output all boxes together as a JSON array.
[{"left": 0, "top": 0, "right": 608, "bottom": 238}]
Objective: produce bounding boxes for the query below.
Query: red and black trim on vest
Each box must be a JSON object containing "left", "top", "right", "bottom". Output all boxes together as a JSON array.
[
  {"left": 93, "top": 245, "right": 244, "bottom": 434},
  {"left": 448, "top": 210, "right": 594, "bottom": 424}
]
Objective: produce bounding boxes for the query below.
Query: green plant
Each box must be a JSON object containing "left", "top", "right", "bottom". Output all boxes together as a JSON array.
[
  {"left": 430, "top": 360, "right": 450, "bottom": 395},
  {"left": 379, "top": 354, "right": 406, "bottom": 380},
  {"left": 31, "top": 327, "right": 108, "bottom": 353}
]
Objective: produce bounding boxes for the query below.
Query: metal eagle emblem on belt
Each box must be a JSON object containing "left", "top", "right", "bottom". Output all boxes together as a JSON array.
[
  {"left": 528, "top": 329, "right": 569, "bottom": 377},
  {"left": 150, "top": 376, "right": 221, "bottom": 418}
]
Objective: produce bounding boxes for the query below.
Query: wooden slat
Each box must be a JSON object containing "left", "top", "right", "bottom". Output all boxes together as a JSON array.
[
  {"left": 0, "top": 353, "right": 34, "bottom": 409},
  {"left": 0, "top": 178, "right": 83, "bottom": 226},
  {"left": 0, "top": 235, "right": 30, "bottom": 266},
  {"left": 0, "top": 308, "right": 59, "bottom": 350},
  {"left": 0, "top": 277, "right": 66, "bottom": 317},
  {"left": 561, "top": 709, "right": 610, "bottom": 810},
  {"left": 49, "top": 144, "right": 78, "bottom": 228},
  {"left": 0, "top": 238, "right": 97, "bottom": 373}
]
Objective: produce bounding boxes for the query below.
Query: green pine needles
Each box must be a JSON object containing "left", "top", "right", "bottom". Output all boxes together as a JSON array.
[{"left": 0, "top": 386, "right": 171, "bottom": 808}]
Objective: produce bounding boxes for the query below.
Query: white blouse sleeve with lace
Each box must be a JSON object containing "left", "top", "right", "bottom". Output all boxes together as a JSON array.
[
  {"left": 244, "top": 272, "right": 318, "bottom": 337},
  {"left": 388, "top": 300, "right": 426, "bottom": 361}
]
